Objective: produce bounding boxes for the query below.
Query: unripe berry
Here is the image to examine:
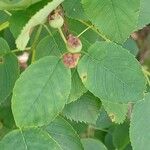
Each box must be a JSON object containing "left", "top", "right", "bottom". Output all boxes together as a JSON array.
[
  {"left": 66, "top": 34, "right": 82, "bottom": 53},
  {"left": 49, "top": 13, "right": 64, "bottom": 29}
]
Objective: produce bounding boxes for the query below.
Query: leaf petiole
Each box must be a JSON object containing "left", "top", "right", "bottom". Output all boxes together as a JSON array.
[
  {"left": 31, "top": 25, "right": 43, "bottom": 63},
  {"left": 77, "top": 26, "right": 92, "bottom": 37},
  {"left": 79, "top": 20, "right": 110, "bottom": 42},
  {"left": 58, "top": 27, "right": 67, "bottom": 44},
  {"left": 11, "top": 47, "right": 31, "bottom": 53},
  {"left": 142, "top": 67, "right": 150, "bottom": 86},
  {"left": 0, "top": 21, "right": 9, "bottom": 32},
  {"left": 4, "top": 10, "right": 12, "bottom": 16}
]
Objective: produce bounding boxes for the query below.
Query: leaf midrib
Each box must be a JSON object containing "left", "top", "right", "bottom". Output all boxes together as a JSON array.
[
  {"left": 20, "top": 59, "right": 61, "bottom": 125},
  {"left": 86, "top": 54, "right": 142, "bottom": 94}
]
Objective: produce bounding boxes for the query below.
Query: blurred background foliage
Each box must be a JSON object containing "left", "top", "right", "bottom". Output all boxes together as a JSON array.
[{"left": 0, "top": 0, "right": 150, "bottom": 149}]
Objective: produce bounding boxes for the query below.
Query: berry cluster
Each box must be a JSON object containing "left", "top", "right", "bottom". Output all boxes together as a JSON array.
[{"left": 48, "top": 10, "right": 83, "bottom": 68}]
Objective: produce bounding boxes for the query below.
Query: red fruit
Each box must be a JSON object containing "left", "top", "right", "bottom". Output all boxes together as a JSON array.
[
  {"left": 63, "top": 53, "right": 81, "bottom": 69},
  {"left": 66, "top": 34, "right": 82, "bottom": 53}
]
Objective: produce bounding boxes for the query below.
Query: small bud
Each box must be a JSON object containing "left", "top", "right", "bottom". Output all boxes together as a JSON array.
[
  {"left": 18, "top": 52, "right": 29, "bottom": 69},
  {"left": 63, "top": 53, "right": 81, "bottom": 69},
  {"left": 49, "top": 13, "right": 64, "bottom": 29},
  {"left": 66, "top": 34, "right": 82, "bottom": 53}
]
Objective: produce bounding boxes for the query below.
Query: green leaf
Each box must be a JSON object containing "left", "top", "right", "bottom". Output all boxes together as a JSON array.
[
  {"left": 67, "top": 120, "right": 88, "bottom": 136},
  {"left": 123, "top": 38, "right": 139, "bottom": 56},
  {"left": 95, "top": 108, "right": 112, "bottom": 130},
  {"left": 112, "top": 122, "right": 130, "bottom": 150},
  {"left": 44, "top": 116, "right": 84, "bottom": 150},
  {"left": 78, "top": 42, "right": 146, "bottom": 103},
  {"left": 138, "top": 0, "right": 150, "bottom": 29},
  {"left": 0, "top": 105, "right": 15, "bottom": 129},
  {"left": 0, "top": 0, "right": 42, "bottom": 10},
  {"left": 68, "top": 69, "right": 87, "bottom": 103},
  {"left": 9, "top": 11, "right": 30, "bottom": 39},
  {"left": 63, "top": 92, "right": 101, "bottom": 124},
  {"left": 102, "top": 101, "right": 128, "bottom": 124},
  {"left": 82, "top": 0, "right": 140, "bottom": 43},
  {"left": 62, "top": 0, "right": 87, "bottom": 20},
  {"left": 0, "top": 128, "right": 61, "bottom": 150},
  {"left": 9, "top": 1, "right": 50, "bottom": 39},
  {"left": 0, "top": 101, "right": 16, "bottom": 140},
  {"left": 2, "top": 29, "right": 16, "bottom": 50},
  {"left": 81, "top": 138, "right": 107, "bottom": 150},
  {"left": 16, "top": 0, "right": 64, "bottom": 50},
  {"left": 12, "top": 56, "right": 71, "bottom": 128},
  {"left": 0, "top": 38, "right": 19, "bottom": 104},
  {"left": 0, "top": 11, "right": 9, "bottom": 24},
  {"left": 130, "top": 93, "right": 150, "bottom": 150},
  {"left": 35, "top": 34, "right": 66, "bottom": 60},
  {"left": 124, "top": 144, "right": 132, "bottom": 150},
  {"left": 104, "top": 132, "right": 115, "bottom": 150},
  {"left": 0, "top": 37, "right": 10, "bottom": 55}
]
